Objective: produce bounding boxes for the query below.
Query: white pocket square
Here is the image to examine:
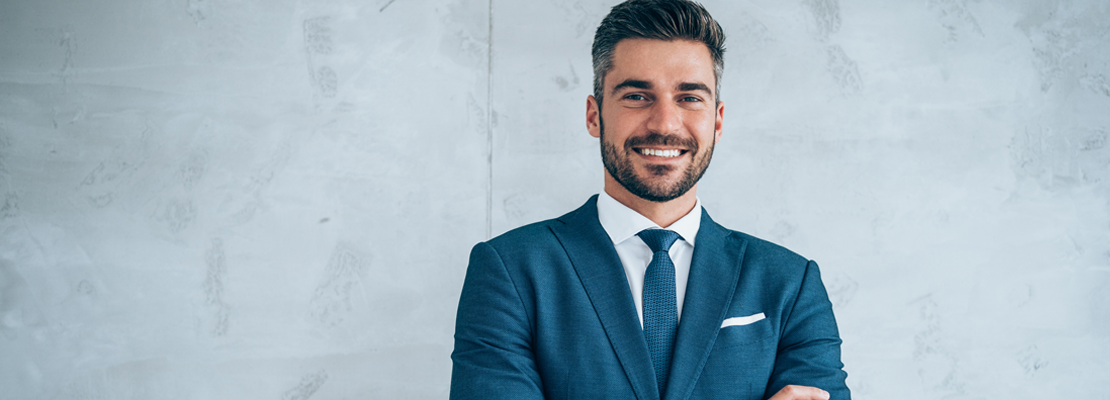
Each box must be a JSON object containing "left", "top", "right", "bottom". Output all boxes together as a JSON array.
[{"left": 721, "top": 313, "right": 765, "bottom": 328}]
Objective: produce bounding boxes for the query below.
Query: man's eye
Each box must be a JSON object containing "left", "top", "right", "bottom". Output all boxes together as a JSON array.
[
  {"left": 682, "top": 96, "right": 702, "bottom": 102},
  {"left": 625, "top": 94, "right": 646, "bottom": 101}
]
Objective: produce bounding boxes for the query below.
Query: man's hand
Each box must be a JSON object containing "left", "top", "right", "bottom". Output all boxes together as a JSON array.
[{"left": 767, "top": 385, "right": 831, "bottom": 400}]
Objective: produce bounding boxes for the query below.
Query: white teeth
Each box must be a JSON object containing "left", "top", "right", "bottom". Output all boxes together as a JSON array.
[{"left": 639, "top": 149, "right": 681, "bottom": 158}]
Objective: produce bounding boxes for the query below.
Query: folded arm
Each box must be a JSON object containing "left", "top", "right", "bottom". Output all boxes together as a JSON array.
[
  {"left": 450, "top": 242, "right": 545, "bottom": 400},
  {"left": 764, "top": 260, "right": 851, "bottom": 400}
]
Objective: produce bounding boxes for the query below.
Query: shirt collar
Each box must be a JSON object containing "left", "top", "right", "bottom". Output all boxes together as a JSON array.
[{"left": 596, "top": 190, "right": 701, "bottom": 247}]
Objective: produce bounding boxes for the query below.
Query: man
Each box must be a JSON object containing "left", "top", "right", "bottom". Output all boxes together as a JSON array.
[{"left": 451, "top": 1, "right": 850, "bottom": 399}]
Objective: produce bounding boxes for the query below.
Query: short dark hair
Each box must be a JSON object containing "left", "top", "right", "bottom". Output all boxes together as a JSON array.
[{"left": 591, "top": 0, "right": 726, "bottom": 105}]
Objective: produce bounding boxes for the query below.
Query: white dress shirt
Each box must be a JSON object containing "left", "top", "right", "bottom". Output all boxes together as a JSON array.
[{"left": 596, "top": 191, "right": 702, "bottom": 327}]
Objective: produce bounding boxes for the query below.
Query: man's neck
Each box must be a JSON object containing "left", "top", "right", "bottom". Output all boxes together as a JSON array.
[{"left": 603, "top": 173, "right": 698, "bottom": 229}]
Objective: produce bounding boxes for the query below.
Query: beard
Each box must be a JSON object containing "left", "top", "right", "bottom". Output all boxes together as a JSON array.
[{"left": 599, "top": 117, "right": 715, "bottom": 203}]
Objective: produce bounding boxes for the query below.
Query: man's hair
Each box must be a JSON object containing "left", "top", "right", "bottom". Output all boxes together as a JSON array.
[{"left": 591, "top": 0, "right": 726, "bottom": 105}]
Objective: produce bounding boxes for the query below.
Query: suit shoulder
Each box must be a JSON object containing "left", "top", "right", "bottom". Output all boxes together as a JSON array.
[
  {"left": 482, "top": 199, "right": 591, "bottom": 249},
  {"left": 485, "top": 217, "right": 562, "bottom": 249},
  {"left": 474, "top": 198, "right": 599, "bottom": 265},
  {"left": 727, "top": 229, "right": 810, "bottom": 266},
  {"left": 715, "top": 228, "right": 819, "bottom": 293}
]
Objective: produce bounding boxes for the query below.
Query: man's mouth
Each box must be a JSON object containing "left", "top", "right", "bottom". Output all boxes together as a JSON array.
[
  {"left": 636, "top": 148, "right": 686, "bottom": 158},
  {"left": 626, "top": 133, "right": 697, "bottom": 160}
]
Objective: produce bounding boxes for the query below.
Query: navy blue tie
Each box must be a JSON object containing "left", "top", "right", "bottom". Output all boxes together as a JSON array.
[{"left": 637, "top": 229, "right": 682, "bottom": 398}]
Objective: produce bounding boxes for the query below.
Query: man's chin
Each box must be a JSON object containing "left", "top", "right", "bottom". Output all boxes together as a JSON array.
[
  {"left": 623, "top": 178, "right": 688, "bottom": 203},
  {"left": 635, "top": 172, "right": 684, "bottom": 189},
  {"left": 633, "top": 162, "right": 682, "bottom": 177}
]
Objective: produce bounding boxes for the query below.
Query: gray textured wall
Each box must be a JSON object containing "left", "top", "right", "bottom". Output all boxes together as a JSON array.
[{"left": 1, "top": 0, "right": 1108, "bottom": 399}]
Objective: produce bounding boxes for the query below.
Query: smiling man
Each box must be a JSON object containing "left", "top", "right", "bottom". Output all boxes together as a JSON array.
[{"left": 451, "top": 1, "right": 850, "bottom": 399}]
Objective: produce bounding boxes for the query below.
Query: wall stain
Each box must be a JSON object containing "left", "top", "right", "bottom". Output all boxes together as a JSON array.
[
  {"left": 204, "top": 238, "right": 230, "bottom": 337},
  {"left": 501, "top": 193, "right": 528, "bottom": 221},
  {"left": 910, "top": 295, "right": 966, "bottom": 396},
  {"left": 1080, "top": 73, "right": 1110, "bottom": 97},
  {"left": 76, "top": 124, "right": 153, "bottom": 209},
  {"left": 1011, "top": 125, "right": 1110, "bottom": 191},
  {"left": 826, "top": 45, "right": 862, "bottom": 94},
  {"left": 56, "top": 29, "right": 76, "bottom": 88},
  {"left": 1031, "top": 28, "right": 1076, "bottom": 92},
  {"left": 557, "top": 1, "right": 592, "bottom": 38},
  {"left": 1016, "top": 345, "right": 1048, "bottom": 378},
  {"left": 179, "top": 149, "right": 209, "bottom": 190},
  {"left": 304, "top": 17, "right": 333, "bottom": 55},
  {"left": 804, "top": 0, "right": 841, "bottom": 39},
  {"left": 0, "top": 131, "right": 16, "bottom": 221},
  {"left": 466, "top": 94, "right": 488, "bottom": 136},
  {"left": 769, "top": 220, "right": 797, "bottom": 242},
  {"left": 76, "top": 279, "right": 95, "bottom": 296},
  {"left": 315, "top": 66, "right": 338, "bottom": 99},
  {"left": 79, "top": 159, "right": 139, "bottom": 208},
  {"left": 928, "top": 0, "right": 983, "bottom": 42},
  {"left": 162, "top": 198, "right": 197, "bottom": 233},
  {"left": 801, "top": 1, "right": 862, "bottom": 95},
  {"left": 282, "top": 370, "right": 328, "bottom": 400},
  {"left": 553, "top": 61, "right": 580, "bottom": 92},
  {"left": 439, "top": 0, "right": 490, "bottom": 71},
  {"left": 1081, "top": 130, "right": 1107, "bottom": 151},
  {"left": 303, "top": 17, "right": 339, "bottom": 102},
  {"left": 81, "top": 160, "right": 136, "bottom": 188},
  {"left": 187, "top": 0, "right": 210, "bottom": 24},
  {"left": 825, "top": 272, "right": 858, "bottom": 309},
  {"left": 308, "top": 244, "right": 369, "bottom": 328},
  {"left": 1022, "top": 9, "right": 1110, "bottom": 94},
  {"left": 227, "top": 140, "right": 295, "bottom": 226},
  {"left": 0, "top": 192, "right": 17, "bottom": 221}
]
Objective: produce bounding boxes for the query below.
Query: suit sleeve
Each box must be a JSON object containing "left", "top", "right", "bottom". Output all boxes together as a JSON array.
[
  {"left": 764, "top": 260, "right": 851, "bottom": 400},
  {"left": 450, "top": 242, "right": 545, "bottom": 399}
]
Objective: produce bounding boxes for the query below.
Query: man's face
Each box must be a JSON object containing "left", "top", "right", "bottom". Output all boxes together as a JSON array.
[{"left": 587, "top": 39, "right": 724, "bottom": 203}]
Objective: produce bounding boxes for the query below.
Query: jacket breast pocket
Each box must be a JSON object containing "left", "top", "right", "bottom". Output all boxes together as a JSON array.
[{"left": 713, "top": 317, "right": 775, "bottom": 350}]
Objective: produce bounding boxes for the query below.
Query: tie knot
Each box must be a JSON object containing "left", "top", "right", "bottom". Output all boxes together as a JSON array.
[{"left": 637, "top": 229, "right": 682, "bottom": 253}]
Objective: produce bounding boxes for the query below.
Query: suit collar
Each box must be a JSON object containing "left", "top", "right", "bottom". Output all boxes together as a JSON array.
[
  {"left": 665, "top": 209, "right": 748, "bottom": 400},
  {"left": 552, "top": 196, "right": 659, "bottom": 400}
]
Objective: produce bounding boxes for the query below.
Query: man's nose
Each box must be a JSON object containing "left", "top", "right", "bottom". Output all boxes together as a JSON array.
[{"left": 646, "top": 99, "right": 682, "bottom": 135}]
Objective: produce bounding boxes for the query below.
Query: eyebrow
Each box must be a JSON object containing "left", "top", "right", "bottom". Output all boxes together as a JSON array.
[
  {"left": 611, "top": 79, "right": 652, "bottom": 95},
  {"left": 611, "top": 79, "right": 714, "bottom": 96},
  {"left": 677, "top": 82, "right": 712, "bottom": 95}
]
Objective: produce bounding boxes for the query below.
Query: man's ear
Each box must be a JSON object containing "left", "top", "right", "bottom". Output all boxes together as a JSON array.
[
  {"left": 714, "top": 100, "right": 724, "bottom": 144},
  {"left": 587, "top": 95, "right": 601, "bottom": 138}
]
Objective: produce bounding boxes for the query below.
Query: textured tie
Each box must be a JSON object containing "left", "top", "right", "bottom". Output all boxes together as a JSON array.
[{"left": 637, "top": 228, "right": 682, "bottom": 398}]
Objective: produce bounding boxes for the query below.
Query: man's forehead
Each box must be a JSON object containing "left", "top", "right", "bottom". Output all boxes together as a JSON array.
[
  {"left": 606, "top": 38, "right": 715, "bottom": 87},
  {"left": 605, "top": 39, "right": 716, "bottom": 95}
]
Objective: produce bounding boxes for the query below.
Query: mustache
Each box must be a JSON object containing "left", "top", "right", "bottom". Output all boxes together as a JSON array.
[{"left": 624, "top": 132, "right": 698, "bottom": 151}]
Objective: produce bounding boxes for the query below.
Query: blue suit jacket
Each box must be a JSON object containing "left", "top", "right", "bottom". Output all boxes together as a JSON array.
[{"left": 451, "top": 196, "right": 850, "bottom": 399}]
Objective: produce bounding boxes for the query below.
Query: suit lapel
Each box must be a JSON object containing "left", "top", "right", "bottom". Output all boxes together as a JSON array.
[
  {"left": 551, "top": 196, "right": 658, "bottom": 400},
  {"left": 664, "top": 209, "right": 748, "bottom": 400}
]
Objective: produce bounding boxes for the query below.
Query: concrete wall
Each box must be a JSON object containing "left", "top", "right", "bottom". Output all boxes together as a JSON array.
[{"left": 1, "top": 0, "right": 1107, "bottom": 398}]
